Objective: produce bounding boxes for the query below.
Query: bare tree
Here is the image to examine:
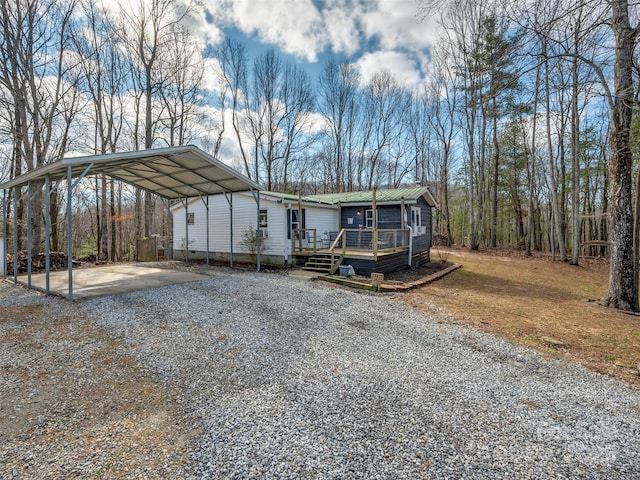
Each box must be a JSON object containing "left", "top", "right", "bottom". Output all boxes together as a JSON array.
[
  {"left": 359, "top": 70, "right": 407, "bottom": 189},
  {"left": 215, "top": 37, "right": 253, "bottom": 179},
  {"left": 0, "top": 0, "right": 81, "bottom": 254},
  {"left": 119, "top": 0, "right": 194, "bottom": 237},
  {"left": 427, "top": 46, "right": 459, "bottom": 245},
  {"left": 318, "top": 59, "right": 361, "bottom": 192},
  {"left": 605, "top": 0, "right": 638, "bottom": 310},
  {"left": 74, "top": 0, "right": 128, "bottom": 260},
  {"left": 158, "top": 25, "right": 205, "bottom": 147}
]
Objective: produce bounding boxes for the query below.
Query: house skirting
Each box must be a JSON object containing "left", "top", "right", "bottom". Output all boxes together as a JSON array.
[
  {"left": 172, "top": 249, "right": 287, "bottom": 267},
  {"left": 342, "top": 249, "right": 430, "bottom": 277},
  {"left": 339, "top": 251, "right": 410, "bottom": 277}
]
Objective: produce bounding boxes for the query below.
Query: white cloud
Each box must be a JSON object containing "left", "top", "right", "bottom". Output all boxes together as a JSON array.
[
  {"left": 98, "top": 0, "right": 441, "bottom": 73},
  {"left": 301, "top": 111, "right": 329, "bottom": 135},
  {"left": 186, "top": 6, "right": 223, "bottom": 46},
  {"left": 206, "top": 0, "right": 327, "bottom": 62},
  {"left": 201, "top": 57, "right": 224, "bottom": 94},
  {"left": 96, "top": 0, "right": 221, "bottom": 50},
  {"left": 354, "top": 51, "right": 422, "bottom": 88},
  {"left": 361, "top": 1, "right": 441, "bottom": 53},
  {"left": 320, "top": 0, "right": 365, "bottom": 56}
]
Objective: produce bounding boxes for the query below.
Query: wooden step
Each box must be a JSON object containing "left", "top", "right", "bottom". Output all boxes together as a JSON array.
[
  {"left": 301, "top": 265, "right": 332, "bottom": 272},
  {"left": 301, "top": 253, "right": 343, "bottom": 274}
]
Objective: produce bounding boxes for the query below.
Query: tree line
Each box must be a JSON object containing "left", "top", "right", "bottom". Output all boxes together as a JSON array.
[{"left": 0, "top": 0, "right": 638, "bottom": 310}]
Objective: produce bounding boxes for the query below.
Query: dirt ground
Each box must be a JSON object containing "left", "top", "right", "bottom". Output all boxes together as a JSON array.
[
  {"left": 2, "top": 252, "right": 639, "bottom": 478},
  {"left": 401, "top": 247, "right": 640, "bottom": 387},
  {"left": 0, "top": 294, "right": 194, "bottom": 478}
]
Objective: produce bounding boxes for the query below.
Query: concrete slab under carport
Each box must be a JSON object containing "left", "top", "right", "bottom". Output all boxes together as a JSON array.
[{"left": 17, "top": 264, "right": 211, "bottom": 300}]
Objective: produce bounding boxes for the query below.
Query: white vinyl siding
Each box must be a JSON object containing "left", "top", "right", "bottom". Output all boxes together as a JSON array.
[{"left": 172, "top": 193, "right": 339, "bottom": 259}]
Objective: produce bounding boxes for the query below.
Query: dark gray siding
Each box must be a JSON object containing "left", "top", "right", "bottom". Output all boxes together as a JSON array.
[
  {"left": 411, "top": 197, "right": 432, "bottom": 253},
  {"left": 418, "top": 197, "right": 432, "bottom": 248},
  {"left": 337, "top": 196, "right": 433, "bottom": 274},
  {"left": 340, "top": 206, "right": 365, "bottom": 229},
  {"left": 340, "top": 205, "right": 402, "bottom": 230},
  {"left": 341, "top": 251, "right": 409, "bottom": 276}
]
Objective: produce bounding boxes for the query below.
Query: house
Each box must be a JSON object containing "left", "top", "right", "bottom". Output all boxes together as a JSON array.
[
  {"left": 170, "top": 186, "right": 436, "bottom": 276},
  {"left": 170, "top": 191, "right": 338, "bottom": 267}
]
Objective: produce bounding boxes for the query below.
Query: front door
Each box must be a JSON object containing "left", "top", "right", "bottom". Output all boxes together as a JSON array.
[{"left": 287, "top": 208, "right": 305, "bottom": 240}]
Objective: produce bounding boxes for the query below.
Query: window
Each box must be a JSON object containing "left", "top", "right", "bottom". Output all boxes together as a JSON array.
[
  {"left": 411, "top": 207, "right": 422, "bottom": 236},
  {"left": 259, "top": 209, "right": 268, "bottom": 228},
  {"left": 259, "top": 209, "right": 268, "bottom": 238},
  {"left": 288, "top": 208, "right": 306, "bottom": 239},
  {"left": 187, "top": 212, "right": 195, "bottom": 225},
  {"left": 365, "top": 209, "right": 378, "bottom": 229}
]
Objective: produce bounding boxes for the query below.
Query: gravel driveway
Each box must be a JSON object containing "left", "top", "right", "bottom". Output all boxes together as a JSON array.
[{"left": 75, "top": 270, "right": 640, "bottom": 479}]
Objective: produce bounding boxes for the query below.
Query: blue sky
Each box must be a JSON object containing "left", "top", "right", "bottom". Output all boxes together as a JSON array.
[
  {"left": 199, "top": 0, "right": 440, "bottom": 88},
  {"left": 89, "top": 0, "right": 443, "bottom": 167}
]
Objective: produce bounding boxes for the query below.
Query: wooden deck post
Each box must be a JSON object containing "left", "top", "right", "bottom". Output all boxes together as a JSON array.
[
  {"left": 372, "top": 187, "right": 378, "bottom": 258},
  {"left": 298, "top": 193, "right": 303, "bottom": 251},
  {"left": 400, "top": 197, "right": 406, "bottom": 257}
]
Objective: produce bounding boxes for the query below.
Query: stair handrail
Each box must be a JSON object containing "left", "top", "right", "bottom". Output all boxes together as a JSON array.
[{"left": 329, "top": 228, "right": 346, "bottom": 255}]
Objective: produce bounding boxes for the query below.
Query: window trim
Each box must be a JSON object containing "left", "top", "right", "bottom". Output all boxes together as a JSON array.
[
  {"left": 411, "top": 206, "right": 422, "bottom": 236},
  {"left": 365, "top": 208, "right": 378, "bottom": 229}
]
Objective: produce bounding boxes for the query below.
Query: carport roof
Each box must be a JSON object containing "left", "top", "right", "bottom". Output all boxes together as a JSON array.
[{"left": 0, "top": 145, "right": 262, "bottom": 198}]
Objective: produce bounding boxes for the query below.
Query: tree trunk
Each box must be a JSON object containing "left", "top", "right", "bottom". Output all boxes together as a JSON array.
[
  {"left": 491, "top": 97, "right": 499, "bottom": 249},
  {"left": 606, "top": 0, "right": 637, "bottom": 310},
  {"left": 527, "top": 60, "right": 541, "bottom": 256},
  {"left": 543, "top": 38, "right": 568, "bottom": 261},
  {"left": 50, "top": 187, "right": 59, "bottom": 251},
  {"left": 570, "top": 47, "right": 581, "bottom": 265}
]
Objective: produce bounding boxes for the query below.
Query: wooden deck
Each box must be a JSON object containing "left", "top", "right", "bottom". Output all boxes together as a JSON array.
[
  {"left": 294, "top": 247, "right": 412, "bottom": 276},
  {"left": 293, "top": 247, "right": 409, "bottom": 260}
]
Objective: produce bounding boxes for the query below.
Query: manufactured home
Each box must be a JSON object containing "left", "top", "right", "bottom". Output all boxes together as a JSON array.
[
  {"left": 171, "top": 186, "right": 436, "bottom": 276},
  {"left": 170, "top": 191, "right": 338, "bottom": 266}
]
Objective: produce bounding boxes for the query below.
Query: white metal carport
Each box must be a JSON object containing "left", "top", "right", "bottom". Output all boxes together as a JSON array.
[{"left": 0, "top": 145, "right": 263, "bottom": 301}]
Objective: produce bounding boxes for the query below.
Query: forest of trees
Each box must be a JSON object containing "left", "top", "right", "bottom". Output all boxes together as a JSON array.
[{"left": 1, "top": 0, "right": 639, "bottom": 309}]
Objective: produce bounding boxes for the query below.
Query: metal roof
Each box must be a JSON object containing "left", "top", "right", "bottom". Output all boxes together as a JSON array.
[
  {"left": 0, "top": 145, "right": 262, "bottom": 198},
  {"left": 260, "top": 191, "right": 336, "bottom": 206},
  {"left": 307, "top": 186, "right": 436, "bottom": 206}
]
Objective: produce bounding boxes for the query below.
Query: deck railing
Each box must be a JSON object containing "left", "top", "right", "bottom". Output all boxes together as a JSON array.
[
  {"left": 328, "top": 228, "right": 410, "bottom": 258},
  {"left": 291, "top": 228, "right": 318, "bottom": 252},
  {"left": 292, "top": 228, "right": 411, "bottom": 257}
]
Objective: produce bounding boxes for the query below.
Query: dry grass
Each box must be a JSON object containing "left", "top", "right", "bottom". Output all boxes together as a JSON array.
[{"left": 402, "top": 247, "right": 640, "bottom": 387}]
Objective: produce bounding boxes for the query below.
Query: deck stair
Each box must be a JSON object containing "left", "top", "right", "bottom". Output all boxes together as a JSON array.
[{"left": 301, "top": 253, "right": 343, "bottom": 274}]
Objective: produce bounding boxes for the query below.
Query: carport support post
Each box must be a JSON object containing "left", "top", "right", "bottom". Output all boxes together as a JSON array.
[
  {"left": 44, "top": 175, "right": 51, "bottom": 294},
  {"left": 67, "top": 165, "right": 73, "bottom": 302},
  {"left": 13, "top": 186, "right": 18, "bottom": 284},
  {"left": 184, "top": 199, "right": 189, "bottom": 264},
  {"left": 253, "top": 190, "right": 261, "bottom": 272},
  {"left": 224, "top": 192, "right": 233, "bottom": 268},
  {"left": 2, "top": 189, "right": 6, "bottom": 280},
  {"left": 230, "top": 192, "right": 233, "bottom": 267},
  {"left": 166, "top": 200, "right": 172, "bottom": 261},
  {"left": 27, "top": 182, "right": 32, "bottom": 289},
  {"left": 205, "top": 196, "right": 210, "bottom": 265}
]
